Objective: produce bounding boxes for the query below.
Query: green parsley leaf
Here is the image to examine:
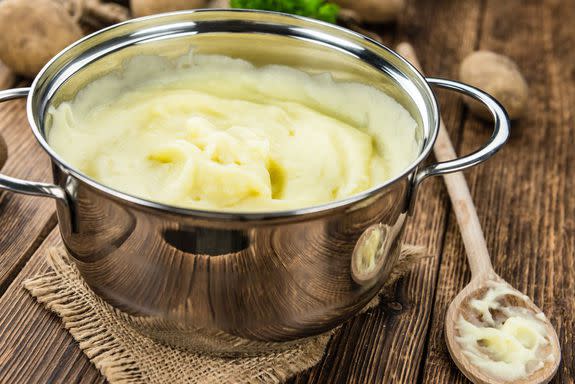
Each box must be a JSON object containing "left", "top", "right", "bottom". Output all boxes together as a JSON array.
[{"left": 230, "top": 0, "right": 340, "bottom": 24}]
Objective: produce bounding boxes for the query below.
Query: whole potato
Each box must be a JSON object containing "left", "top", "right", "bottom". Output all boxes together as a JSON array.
[
  {"left": 459, "top": 51, "right": 528, "bottom": 120},
  {"left": 207, "top": 0, "right": 229, "bottom": 7},
  {"left": 332, "top": 0, "right": 405, "bottom": 23},
  {"left": 0, "top": 0, "right": 84, "bottom": 78},
  {"left": 131, "top": 0, "right": 208, "bottom": 17}
]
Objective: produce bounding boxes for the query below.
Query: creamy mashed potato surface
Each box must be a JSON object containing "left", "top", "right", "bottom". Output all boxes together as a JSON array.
[
  {"left": 47, "top": 53, "right": 419, "bottom": 211},
  {"left": 456, "top": 283, "right": 554, "bottom": 381}
]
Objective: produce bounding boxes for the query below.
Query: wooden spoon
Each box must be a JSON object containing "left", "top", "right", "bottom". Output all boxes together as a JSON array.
[{"left": 396, "top": 42, "right": 561, "bottom": 384}]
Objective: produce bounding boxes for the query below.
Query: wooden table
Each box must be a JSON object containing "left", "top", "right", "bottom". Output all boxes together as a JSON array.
[{"left": 0, "top": 1, "right": 573, "bottom": 383}]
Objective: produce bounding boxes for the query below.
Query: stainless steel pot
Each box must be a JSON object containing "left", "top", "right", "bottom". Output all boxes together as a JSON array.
[{"left": 0, "top": 10, "right": 509, "bottom": 351}]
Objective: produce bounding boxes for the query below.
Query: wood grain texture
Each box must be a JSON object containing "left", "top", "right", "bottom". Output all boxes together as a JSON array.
[
  {"left": 420, "top": 0, "right": 575, "bottom": 383},
  {"left": 0, "top": 96, "right": 58, "bottom": 295},
  {"left": 0, "top": 229, "right": 104, "bottom": 384},
  {"left": 399, "top": 42, "right": 562, "bottom": 384}
]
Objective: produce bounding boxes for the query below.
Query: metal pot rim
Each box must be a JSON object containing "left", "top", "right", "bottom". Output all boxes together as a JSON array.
[{"left": 27, "top": 9, "right": 439, "bottom": 221}]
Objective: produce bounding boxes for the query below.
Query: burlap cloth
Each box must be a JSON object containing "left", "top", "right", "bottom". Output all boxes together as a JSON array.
[{"left": 23, "top": 245, "right": 425, "bottom": 384}]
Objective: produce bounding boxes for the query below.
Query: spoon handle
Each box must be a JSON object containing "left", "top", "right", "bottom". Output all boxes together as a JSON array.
[{"left": 396, "top": 42, "right": 494, "bottom": 278}]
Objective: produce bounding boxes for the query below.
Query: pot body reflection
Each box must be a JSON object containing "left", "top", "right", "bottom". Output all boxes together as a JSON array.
[{"left": 55, "top": 162, "right": 410, "bottom": 345}]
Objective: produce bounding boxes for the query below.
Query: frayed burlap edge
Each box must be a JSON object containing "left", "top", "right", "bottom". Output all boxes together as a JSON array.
[{"left": 23, "top": 245, "right": 426, "bottom": 384}]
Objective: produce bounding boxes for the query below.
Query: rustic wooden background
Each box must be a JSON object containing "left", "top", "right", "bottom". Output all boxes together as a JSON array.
[{"left": 0, "top": 0, "right": 573, "bottom": 383}]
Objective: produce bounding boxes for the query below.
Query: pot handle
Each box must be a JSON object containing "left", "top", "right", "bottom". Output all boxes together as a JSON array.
[
  {"left": 413, "top": 77, "right": 510, "bottom": 187},
  {"left": 0, "top": 88, "right": 68, "bottom": 203}
]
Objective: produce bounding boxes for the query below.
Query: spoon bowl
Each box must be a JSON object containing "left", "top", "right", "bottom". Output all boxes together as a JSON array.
[{"left": 445, "top": 273, "right": 561, "bottom": 384}]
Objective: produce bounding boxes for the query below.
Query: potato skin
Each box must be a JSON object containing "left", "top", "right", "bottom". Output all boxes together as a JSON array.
[
  {"left": 459, "top": 51, "right": 528, "bottom": 120},
  {"left": 332, "top": 0, "right": 405, "bottom": 23},
  {"left": 0, "top": 0, "right": 83, "bottom": 78},
  {"left": 130, "top": 0, "right": 208, "bottom": 17}
]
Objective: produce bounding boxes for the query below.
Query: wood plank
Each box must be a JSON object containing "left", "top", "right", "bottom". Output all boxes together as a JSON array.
[
  {"left": 0, "top": 229, "right": 104, "bottom": 384},
  {"left": 420, "top": 0, "right": 575, "bottom": 383},
  {"left": 290, "top": 1, "right": 484, "bottom": 382},
  {"left": 0, "top": 95, "right": 58, "bottom": 295}
]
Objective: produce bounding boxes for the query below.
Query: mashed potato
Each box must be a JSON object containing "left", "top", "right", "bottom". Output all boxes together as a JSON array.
[{"left": 47, "top": 53, "right": 419, "bottom": 211}]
